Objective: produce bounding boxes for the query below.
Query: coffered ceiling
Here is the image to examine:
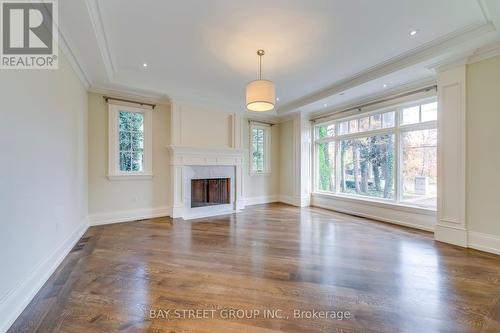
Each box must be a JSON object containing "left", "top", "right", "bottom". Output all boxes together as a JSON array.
[{"left": 58, "top": 0, "right": 500, "bottom": 115}]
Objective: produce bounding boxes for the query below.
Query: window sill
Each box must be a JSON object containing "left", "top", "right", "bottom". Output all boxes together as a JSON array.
[
  {"left": 107, "top": 174, "right": 153, "bottom": 181},
  {"left": 311, "top": 192, "right": 436, "bottom": 216},
  {"left": 250, "top": 171, "right": 271, "bottom": 176}
]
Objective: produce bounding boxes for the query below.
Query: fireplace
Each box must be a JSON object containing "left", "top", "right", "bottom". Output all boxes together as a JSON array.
[
  {"left": 191, "top": 178, "right": 230, "bottom": 208},
  {"left": 167, "top": 147, "right": 243, "bottom": 219}
]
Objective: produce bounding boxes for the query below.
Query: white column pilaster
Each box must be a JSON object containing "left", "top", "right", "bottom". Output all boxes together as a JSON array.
[
  {"left": 292, "top": 113, "right": 311, "bottom": 207},
  {"left": 434, "top": 63, "right": 467, "bottom": 246}
]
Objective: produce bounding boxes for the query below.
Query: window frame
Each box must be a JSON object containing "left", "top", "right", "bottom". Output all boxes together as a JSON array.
[
  {"left": 108, "top": 103, "right": 153, "bottom": 180},
  {"left": 312, "top": 97, "right": 437, "bottom": 211},
  {"left": 249, "top": 122, "right": 271, "bottom": 175}
]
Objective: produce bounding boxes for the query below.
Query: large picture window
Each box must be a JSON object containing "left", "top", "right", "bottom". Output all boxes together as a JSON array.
[{"left": 314, "top": 98, "right": 437, "bottom": 209}]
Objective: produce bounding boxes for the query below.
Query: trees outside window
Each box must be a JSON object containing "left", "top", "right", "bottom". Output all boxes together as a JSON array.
[
  {"left": 250, "top": 124, "right": 271, "bottom": 174},
  {"left": 108, "top": 103, "right": 152, "bottom": 180},
  {"left": 339, "top": 134, "right": 395, "bottom": 199},
  {"left": 314, "top": 98, "right": 437, "bottom": 209}
]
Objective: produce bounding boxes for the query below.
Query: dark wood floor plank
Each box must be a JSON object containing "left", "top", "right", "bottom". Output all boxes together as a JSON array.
[{"left": 7, "top": 203, "right": 500, "bottom": 332}]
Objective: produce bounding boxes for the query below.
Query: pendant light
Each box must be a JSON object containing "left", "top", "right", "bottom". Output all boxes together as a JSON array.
[{"left": 246, "top": 49, "right": 275, "bottom": 112}]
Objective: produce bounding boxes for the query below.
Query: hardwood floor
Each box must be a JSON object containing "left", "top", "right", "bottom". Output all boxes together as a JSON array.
[{"left": 8, "top": 203, "right": 500, "bottom": 333}]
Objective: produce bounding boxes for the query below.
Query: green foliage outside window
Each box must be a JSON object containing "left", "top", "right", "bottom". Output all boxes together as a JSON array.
[{"left": 119, "top": 112, "right": 144, "bottom": 172}]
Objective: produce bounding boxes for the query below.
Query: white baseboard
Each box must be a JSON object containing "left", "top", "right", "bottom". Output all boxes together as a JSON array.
[
  {"left": 278, "top": 195, "right": 310, "bottom": 207},
  {"left": 278, "top": 195, "right": 296, "bottom": 206},
  {"left": 243, "top": 195, "right": 279, "bottom": 206},
  {"left": 311, "top": 193, "right": 435, "bottom": 232},
  {"left": 89, "top": 206, "right": 171, "bottom": 226},
  {"left": 434, "top": 224, "right": 468, "bottom": 247},
  {"left": 468, "top": 231, "right": 500, "bottom": 255},
  {"left": 0, "top": 221, "right": 87, "bottom": 333}
]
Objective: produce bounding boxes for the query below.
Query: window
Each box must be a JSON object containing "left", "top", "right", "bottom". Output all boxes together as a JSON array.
[
  {"left": 401, "top": 129, "right": 437, "bottom": 208},
  {"left": 108, "top": 103, "right": 152, "bottom": 180},
  {"left": 317, "top": 141, "right": 335, "bottom": 192},
  {"left": 119, "top": 112, "right": 144, "bottom": 172},
  {"left": 339, "top": 134, "right": 395, "bottom": 199},
  {"left": 313, "top": 98, "right": 437, "bottom": 210},
  {"left": 250, "top": 123, "right": 271, "bottom": 174}
]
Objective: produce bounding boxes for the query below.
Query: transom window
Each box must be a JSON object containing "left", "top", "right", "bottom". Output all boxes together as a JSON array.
[
  {"left": 314, "top": 98, "right": 437, "bottom": 209},
  {"left": 250, "top": 123, "right": 271, "bottom": 174}
]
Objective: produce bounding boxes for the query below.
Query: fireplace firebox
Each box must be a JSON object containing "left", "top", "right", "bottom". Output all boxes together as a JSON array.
[{"left": 191, "top": 178, "right": 230, "bottom": 208}]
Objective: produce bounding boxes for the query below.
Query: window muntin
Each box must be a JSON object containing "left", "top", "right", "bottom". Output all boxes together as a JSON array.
[
  {"left": 313, "top": 98, "right": 437, "bottom": 210},
  {"left": 119, "top": 111, "right": 144, "bottom": 172},
  {"left": 250, "top": 124, "right": 271, "bottom": 174}
]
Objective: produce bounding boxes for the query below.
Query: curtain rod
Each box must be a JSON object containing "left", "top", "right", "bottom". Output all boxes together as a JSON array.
[
  {"left": 103, "top": 96, "right": 156, "bottom": 109},
  {"left": 248, "top": 119, "right": 275, "bottom": 126},
  {"left": 311, "top": 85, "right": 437, "bottom": 123}
]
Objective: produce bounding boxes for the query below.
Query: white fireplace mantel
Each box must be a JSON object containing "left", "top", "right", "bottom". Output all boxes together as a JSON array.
[
  {"left": 167, "top": 146, "right": 245, "bottom": 166},
  {"left": 166, "top": 145, "right": 245, "bottom": 219}
]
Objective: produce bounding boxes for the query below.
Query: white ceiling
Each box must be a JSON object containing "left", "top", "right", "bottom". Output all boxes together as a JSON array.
[{"left": 59, "top": 0, "right": 500, "bottom": 115}]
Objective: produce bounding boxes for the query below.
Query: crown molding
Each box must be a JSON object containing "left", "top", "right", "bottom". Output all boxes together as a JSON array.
[
  {"left": 84, "top": 0, "right": 115, "bottom": 81},
  {"left": 479, "top": 0, "right": 500, "bottom": 29},
  {"left": 62, "top": 0, "right": 499, "bottom": 116},
  {"left": 426, "top": 50, "right": 477, "bottom": 73},
  {"left": 277, "top": 22, "right": 495, "bottom": 115},
  {"left": 40, "top": 0, "right": 91, "bottom": 89},
  {"left": 57, "top": 31, "right": 91, "bottom": 89},
  {"left": 468, "top": 39, "right": 500, "bottom": 64},
  {"left": 309, "top": 77, "right": 436, "bottom": 122},
  {"left": 89, "top": 85, "right": 171, "bottom": 104}
]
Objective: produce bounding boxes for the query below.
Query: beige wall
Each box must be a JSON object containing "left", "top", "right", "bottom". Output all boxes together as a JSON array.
[
  {"left": 242, "top": 120, "right": 280, "bottom": 199},
  {"left": 87, "top": 93, "right": 171, "bottom": 217},
  {"left": 0, "top": 52, "right": 88, "bottom": 330},
  {"left": 177, "top": 104, "right": 233, "bottom": 148},
  {"left": 279, "top": 119, "right": 294, "bottom": 197},
  {"left": 466, "top": 55, "right": 500, "bottom": 236}
]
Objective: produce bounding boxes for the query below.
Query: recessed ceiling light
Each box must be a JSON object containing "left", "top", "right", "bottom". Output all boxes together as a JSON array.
[
  {"left": 143, "top": 63, "right": 148, "bottom": 68},
  {"left": 383, "top": 83, "right": 388, "bottom": 88},
  {"left": 323, "top": 103, "right": 328, "bottom": 107},
  {"left": 409, "top": 29, "right": 419, "bottom": 37},
  {"left": 276, "top": 97, "right": 280, "bottom": 101}
]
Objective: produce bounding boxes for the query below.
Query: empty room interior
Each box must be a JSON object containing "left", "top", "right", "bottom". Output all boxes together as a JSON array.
[{"left": 2, "top": 0, "right": 500, "bottom": 332}]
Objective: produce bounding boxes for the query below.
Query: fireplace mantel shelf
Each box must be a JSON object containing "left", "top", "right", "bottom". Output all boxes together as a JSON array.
[{"left": 166, "top": 145, "right": 244, "bottom": 167}]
